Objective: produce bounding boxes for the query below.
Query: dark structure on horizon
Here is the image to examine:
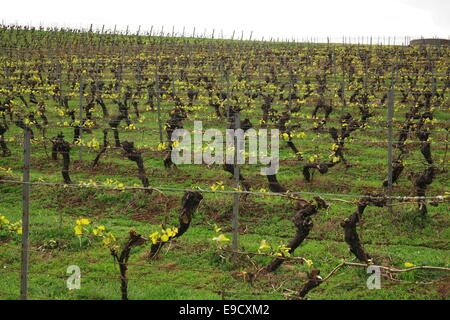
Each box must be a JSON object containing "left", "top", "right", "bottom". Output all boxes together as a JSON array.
[{"left": 410, "top": 38, "right": 449, "bottom": 46}]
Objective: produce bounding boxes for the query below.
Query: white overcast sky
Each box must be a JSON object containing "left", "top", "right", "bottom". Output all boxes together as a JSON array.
[{"left": 1, "top": 0, "right": 449, "bottom": 41}]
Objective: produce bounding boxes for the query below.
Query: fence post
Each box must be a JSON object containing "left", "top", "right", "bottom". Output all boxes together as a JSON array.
[{"left": 20, "top": 128, "right": 31, "bottom": 300}]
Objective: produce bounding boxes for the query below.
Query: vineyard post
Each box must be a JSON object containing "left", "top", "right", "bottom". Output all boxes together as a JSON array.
[
  {"left": 78, "top": 74, "right": 83, "bottom": 162},
  {"left": 340, "top": 63, "right": 345, "bottom": 114},
  {"left": 332, "top": 48, "right": 337, "bottom": 98},
  {"left": 232, "top": 111, "right": 241, "bottom": 262},
  {"left": 223, "top": 66, "right": 239, "bottom": 260},
  {"left": 100, "top": 25, "right": 105, "bottom": 46},
  {"left": 20, "top": 128, "right": 31, "bottom": 300},
  {"left": 430, "top": 57, "right": 438, "bottom": 110},
  {"left": 288, "top": 75, "right": 293, "bottom": 112},
  {"left": 364, "top": 54, "right": 368, "bottom": 90},
  {"left": 154, "top": 72, "right": 164, "bottom": 145},
  {"left": 387, "top": 81, "right": 395, "bottom": 214}
]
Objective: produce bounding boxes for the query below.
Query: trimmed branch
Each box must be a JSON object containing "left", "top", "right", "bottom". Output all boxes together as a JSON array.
[
  {"left": 265, "top": 197, "right": 328, "bottom": 272},
  {"left": 341, "top": 195, "right": 386, "bottom": 263},
  {"left": 148, "top": 191, "right": 203, "bottom": 259},
  {"left": 110, "top": 230, "right": 146, "bottom": 300}
]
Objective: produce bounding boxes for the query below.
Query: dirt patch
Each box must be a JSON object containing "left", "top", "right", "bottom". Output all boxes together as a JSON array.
[
  {"left": 131, "top": 193, "right": 180, "bottom": 223},
  {"left": 313, "top": 217, "right": 342, "bottom": 235}
]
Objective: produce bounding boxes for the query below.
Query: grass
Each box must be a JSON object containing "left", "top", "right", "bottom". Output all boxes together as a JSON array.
[
  {"left": 0, "top": 32, "right": 449, "bottom": 300},
  {"left": 0, "top": 119, "right": 448, "bottom": 299}
]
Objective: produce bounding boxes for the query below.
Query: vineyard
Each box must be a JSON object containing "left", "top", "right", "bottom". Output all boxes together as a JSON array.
[{"left": 0, "top": 26, "right": 449, "bottom": 300}]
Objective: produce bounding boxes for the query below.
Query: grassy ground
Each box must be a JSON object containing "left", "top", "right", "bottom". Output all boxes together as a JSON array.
[
  {"left": 1, "top": 97, "right": 448, "bottom": 300},
  {"left": 0, "top": 37, "right": 449, "bottom": 300}
]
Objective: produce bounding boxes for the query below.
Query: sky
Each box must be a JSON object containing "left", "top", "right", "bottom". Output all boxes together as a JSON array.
[{"left": 1, "top": 0, "right": 449, "bottom": 42}]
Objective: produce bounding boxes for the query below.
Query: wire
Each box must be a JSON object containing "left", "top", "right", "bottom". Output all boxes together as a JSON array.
[{"left": 0, "top": 178, "right": 447, "bottom": 201}]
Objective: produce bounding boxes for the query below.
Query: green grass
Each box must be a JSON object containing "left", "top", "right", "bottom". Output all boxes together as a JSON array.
[
  {"left": 0, "top": 118, "right": 448, "bottom": 299},
  {"left": 0, "top": 31, "right": 449, "bottom": 300}
]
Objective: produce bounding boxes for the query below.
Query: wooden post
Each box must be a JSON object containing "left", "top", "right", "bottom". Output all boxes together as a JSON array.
[{"left": 20, "top": 129, "right": 31, "bottom": 300}]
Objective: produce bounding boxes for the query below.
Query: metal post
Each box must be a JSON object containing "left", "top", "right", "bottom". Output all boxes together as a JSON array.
[
  {"left": 387, "top": 86, "right": 394, "bottom": 214},
  {"left": 154, "top": 72, "right": 164, "bottom": 145},
  {"left": 340, "top": 66, "right": 345, "bottom": 114},
  {"left": 232, "top": 111, "right": 240, "bottom": 261},
  {"left": 20, "top": 129, "right": 31, "bottom": 300},
  {"left": 78, "top": 74, "right": 83, "bottom": 162}
]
